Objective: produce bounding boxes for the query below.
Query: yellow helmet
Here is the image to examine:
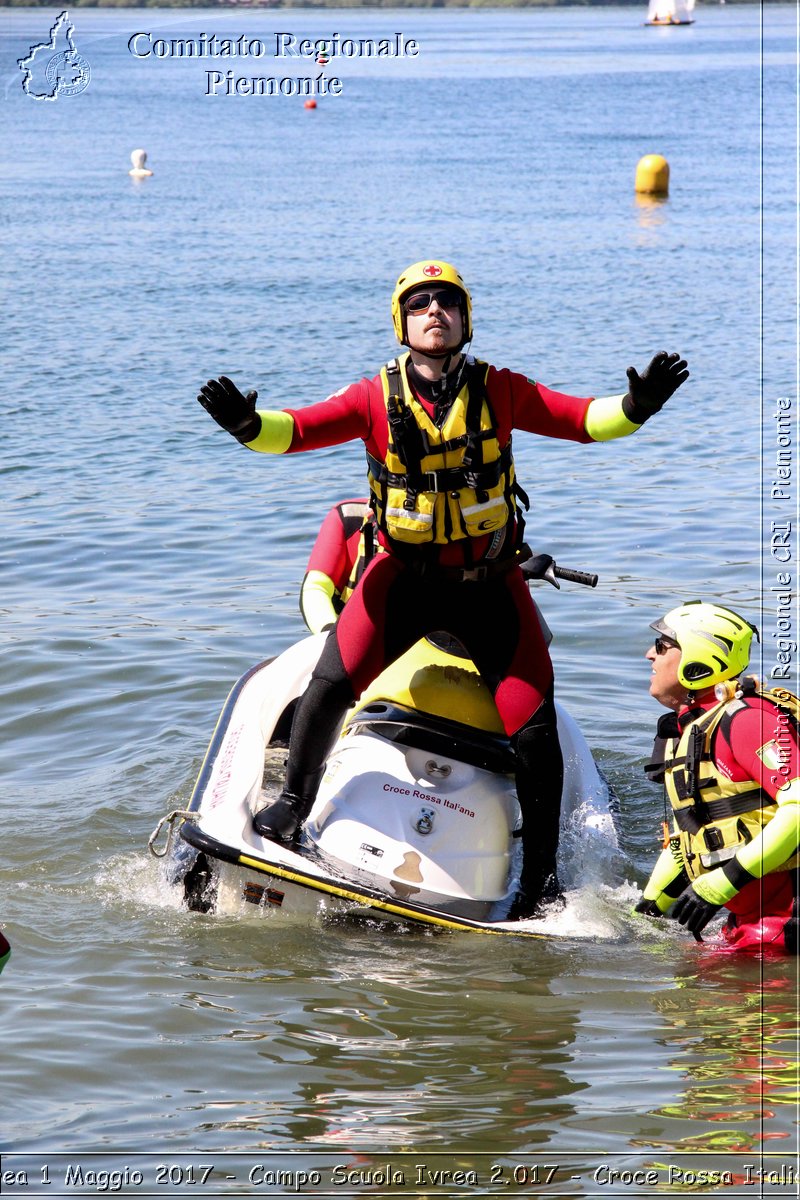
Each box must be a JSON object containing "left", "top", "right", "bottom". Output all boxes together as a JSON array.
[
  {"left": 391, "top": 260, "right": 473, "bottom": 347},
  {"left": 651, "top": 601, "right": 759, "bottom": 689}
]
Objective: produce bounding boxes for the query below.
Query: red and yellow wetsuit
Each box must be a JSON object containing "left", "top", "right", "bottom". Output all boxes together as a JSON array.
[
  {"left": 247, "top": 356, "right": 632, "bottom": 731},
  {"left": 301, "top": 498, "right": 375, "bottom": 633},
  {"left": 644, "top": 690, "right": 800, "bottom": 953}
]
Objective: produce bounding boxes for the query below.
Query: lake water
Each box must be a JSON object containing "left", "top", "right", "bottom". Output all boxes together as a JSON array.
[{"left": 2, "top": 2, "right": 798, "bottom": 1192}]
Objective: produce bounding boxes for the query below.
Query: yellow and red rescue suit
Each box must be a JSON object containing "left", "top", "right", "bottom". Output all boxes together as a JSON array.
[
  {"left": 246, "top": 351, "right": 637, "bottom": 728},
  {"left": 645, "top": 685, "right": 800, "bottom": 951},
  {"left": 301, "top": 498, "right": 378, "bottom": 633},
  {"left": 244, "top": 349, "right": 650, "bottom": 900}
]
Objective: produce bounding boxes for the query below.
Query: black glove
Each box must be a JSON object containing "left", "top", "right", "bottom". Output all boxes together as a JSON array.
[
  {"left": 671, "top": 884, "right": 722, "bottom": 935},
  {"left": 634, "top": 897, "right": 666, "bottom": 918},
  {"left": 622, "top": 351, "right": 689, "bottom": 424},
  {"left": 197, "top": 376, "right": 262, "bottom": 444}
]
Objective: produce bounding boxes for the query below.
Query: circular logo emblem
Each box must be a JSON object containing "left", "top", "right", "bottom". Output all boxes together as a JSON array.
[
  {"left": 414, "top": 807, "right": 435, "bottom": 836},
  {"left": 422, "top": 264, "right": 443, "bottom": 278},
  {"left": 46, "top": 50, "right": 90, "bottom": 96}
]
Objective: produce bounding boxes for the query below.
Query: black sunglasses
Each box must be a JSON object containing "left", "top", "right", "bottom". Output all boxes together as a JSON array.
[
  {"left": 655, "top": 636, "right": 679, "bottom": 655},
  {"left": 404, "top": 288, "right": 462, "bottom": 314}
]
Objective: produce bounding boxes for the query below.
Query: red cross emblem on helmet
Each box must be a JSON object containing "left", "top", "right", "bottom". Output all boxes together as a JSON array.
[{"left": 422, "top": 264, "right": 443, "bottom": 277}]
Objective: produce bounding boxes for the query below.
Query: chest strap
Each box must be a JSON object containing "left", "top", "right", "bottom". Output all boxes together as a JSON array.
[
  {"left": 665, "top": 712, "right": 722, "bottom": 804},
  {"left": 671, "top": 786, "right": 773, "bottom": 835},
  {"left": 367, "top": 448, "right": 511, "bottom": 496}
]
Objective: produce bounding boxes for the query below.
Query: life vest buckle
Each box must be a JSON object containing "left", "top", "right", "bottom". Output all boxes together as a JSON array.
[
  {"left": 419, "top": 470, "right": 442, "bottom": 493},
  {"left": 460, "top": 565, "right": 490, "bottom": 582},
  {"left": 703, "top": 826, "right": 725, "bottom": 852}
]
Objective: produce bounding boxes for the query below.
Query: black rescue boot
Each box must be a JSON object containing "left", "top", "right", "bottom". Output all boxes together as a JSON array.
[
  {"left": 252, "top": 769, "right": 325, "bottom": 845},
  {"left": 507, "top": 690, "right": 565, "bottom": 920},
  {"left": 253, "top": 640, "right": 355, "bottom": 845}
]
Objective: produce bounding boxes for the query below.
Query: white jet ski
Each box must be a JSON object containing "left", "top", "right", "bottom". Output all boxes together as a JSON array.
[{"left": 150, "top": 563, "right": 619, "bottom": 939}]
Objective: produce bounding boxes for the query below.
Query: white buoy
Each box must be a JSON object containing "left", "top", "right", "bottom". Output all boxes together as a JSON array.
[{"left": 129, "top": 149, "right": 153, "bottom": 178}]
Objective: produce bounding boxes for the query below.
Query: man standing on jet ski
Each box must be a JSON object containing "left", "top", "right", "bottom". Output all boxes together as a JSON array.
[
  {"left": 636, "top": 601, "right": 800, "bottom": 953},
  {"left": 198, "top": 259, "right": 688, "bottom": 918}
]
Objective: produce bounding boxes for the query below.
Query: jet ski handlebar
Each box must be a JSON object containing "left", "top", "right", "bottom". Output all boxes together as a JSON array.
[
  {"left": 552, "top": 564, "right": 599, "bottom": 588},
  {"left": 520, "top": 553, "right": 598, "bottom": 590}
]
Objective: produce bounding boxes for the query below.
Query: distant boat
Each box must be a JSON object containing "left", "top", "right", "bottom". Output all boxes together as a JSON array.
[{"left": 646, "top": 0, "right": 695, "bottom": 24}]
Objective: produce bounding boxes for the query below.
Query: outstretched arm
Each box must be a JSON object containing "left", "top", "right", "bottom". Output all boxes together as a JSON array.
[
  {"left": 198, "top": 376, "right": 371, "bottom": 454},
  {"left": 584, "top": 352, "right": 689, "bottom": 441},
  {"left": 197, "top": 377, "right": 294, "bottom": 452}
]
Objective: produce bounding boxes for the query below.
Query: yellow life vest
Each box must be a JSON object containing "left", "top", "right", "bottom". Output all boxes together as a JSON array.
[
  {"left": 661, "top": 685, "right": 800, "bottom": 881},
  {"left": 367, "top": 354, "right": 521, "bottom": 547}
]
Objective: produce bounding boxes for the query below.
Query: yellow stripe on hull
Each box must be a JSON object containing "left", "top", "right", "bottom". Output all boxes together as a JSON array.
[{"left": 236, "top": 853, "right": 547, "bottom": 938}]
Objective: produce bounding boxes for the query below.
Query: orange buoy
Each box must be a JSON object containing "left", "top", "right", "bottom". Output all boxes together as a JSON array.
[{"left": 304, "top": 98, "right": 317, "bottom": 109}]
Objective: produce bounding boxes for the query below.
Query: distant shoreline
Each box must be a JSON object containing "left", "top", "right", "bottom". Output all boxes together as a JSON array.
[{"left": 0, "top": 0, "right": 774, "bottom": 8}]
